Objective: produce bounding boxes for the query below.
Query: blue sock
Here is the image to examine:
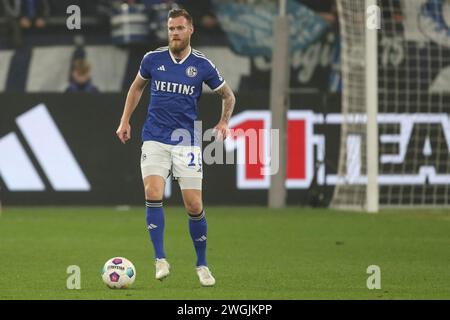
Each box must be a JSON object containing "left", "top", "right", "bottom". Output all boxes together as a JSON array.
[
  {"left": 146, "top": 200, "right": 165, "bottom": 259},
  {"left": 188, "top": 209, "right": 207, "bottom": 267}
]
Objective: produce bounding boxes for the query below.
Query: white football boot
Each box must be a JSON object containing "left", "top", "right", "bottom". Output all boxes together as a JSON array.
[
  {"left": 155, "top": 258, "right": 170, "bottom": 280},
  {"left": 196, "top": 266, "right": 216, "bottom": 287}
]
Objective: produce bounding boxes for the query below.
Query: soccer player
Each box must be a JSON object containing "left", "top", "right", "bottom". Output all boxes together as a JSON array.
[{"left": 116, "top": 9, "right": 235, "bottom": 287}]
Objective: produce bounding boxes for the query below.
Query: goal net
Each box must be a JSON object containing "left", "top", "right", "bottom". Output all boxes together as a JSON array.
[{"left": 331, "top": 0, "right": 450, "bottom": 210}]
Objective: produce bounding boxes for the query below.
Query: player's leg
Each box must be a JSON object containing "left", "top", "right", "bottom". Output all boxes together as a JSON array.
[
  {"left": 180, "top": 185, "right": 215, "bottom": 286},
  {"left": 144, "top": 175, "right": 166, "bottom": 259},
  {"left": 141, "top": 141, "right": 171, "bottom": 280},
  {"left": 173, "top": 145, "right": 215, "bottom": 286},
  {"left": 180, "top": 187, "right": 207, "bottom": 266}
]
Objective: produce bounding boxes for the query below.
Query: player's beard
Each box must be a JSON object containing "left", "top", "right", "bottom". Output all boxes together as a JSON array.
[{"left": 169, "top": 37, "right": 189, "bottom": 55}]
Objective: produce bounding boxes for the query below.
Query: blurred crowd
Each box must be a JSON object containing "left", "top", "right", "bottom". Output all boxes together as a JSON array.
[
  {"left": 0, "top": 0, "right": 337, "bottom": 93},
  {"left": 1, "top": 0, "right": 337, "bottom": 48},
  {"left": 0, "top": 0, "right": 225, "bottom": 47}
]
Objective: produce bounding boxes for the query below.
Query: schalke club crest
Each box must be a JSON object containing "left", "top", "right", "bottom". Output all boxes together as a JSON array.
[{"left": 186, "top": 66, "right": 198, "bottom": 77}]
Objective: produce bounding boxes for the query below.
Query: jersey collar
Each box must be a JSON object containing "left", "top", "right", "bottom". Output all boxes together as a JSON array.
[{"left": 168, "top": 46, "right": 192, "bottom": 65}]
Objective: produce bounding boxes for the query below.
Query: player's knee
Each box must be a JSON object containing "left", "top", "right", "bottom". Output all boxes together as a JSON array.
[
  {"left": 145, "top": 185, "right": 163, "bottom": 200},
  {"left": 185, "top": 201, "right": 203, "bottom": 215}
]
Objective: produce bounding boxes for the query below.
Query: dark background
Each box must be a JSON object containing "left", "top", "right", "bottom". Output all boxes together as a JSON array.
[{"left": 0, "top": 92, "right": 341, "bottom": 206}]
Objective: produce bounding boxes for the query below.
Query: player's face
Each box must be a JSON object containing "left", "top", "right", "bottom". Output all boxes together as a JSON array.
[{"left": 168, "top": 16, "right": 193, "bottom": 53}]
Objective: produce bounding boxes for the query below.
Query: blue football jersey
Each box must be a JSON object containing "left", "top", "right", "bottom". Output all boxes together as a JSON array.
[{"left": 139, "top": 46, "right": 225, "bottom": 146}]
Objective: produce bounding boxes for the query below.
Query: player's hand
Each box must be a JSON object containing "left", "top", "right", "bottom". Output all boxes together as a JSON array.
[
  {"left": 116, "top": 122, "right": 131, "bottom": 144},
  {"left": 213, "top": 120, "right": 229, "bottom": 141}
]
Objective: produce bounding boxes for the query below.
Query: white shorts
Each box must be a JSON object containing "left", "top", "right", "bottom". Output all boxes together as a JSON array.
[{"left": 141, "top": 140, "right": 203, "bottom": 190}]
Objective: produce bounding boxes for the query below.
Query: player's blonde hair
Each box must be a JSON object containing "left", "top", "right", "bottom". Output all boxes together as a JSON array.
[{"left": 167, "top": 8, "right": 193, "bottom": 26}]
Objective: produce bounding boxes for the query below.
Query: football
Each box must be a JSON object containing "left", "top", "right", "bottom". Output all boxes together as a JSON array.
[{"left": 101, "top": 257, "right": 136, "bottom": 289}]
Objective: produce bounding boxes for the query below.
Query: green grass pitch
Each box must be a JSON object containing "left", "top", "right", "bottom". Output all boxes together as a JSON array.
[{"left": 0, "top": 207, "right": 449, "bottom": 299}]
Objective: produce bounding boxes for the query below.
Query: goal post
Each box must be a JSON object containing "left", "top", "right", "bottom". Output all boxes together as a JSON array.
[
  {"left": 332, "top": 0, "right": 450, "bottom": 210},
  {"left": 366, "top": 0, "right": 379, "bottom": 213},
  {"left": 331, "top": 0, "right": 376, "bottom": 211}
]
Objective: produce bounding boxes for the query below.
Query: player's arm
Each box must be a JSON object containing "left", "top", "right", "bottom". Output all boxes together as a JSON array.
[
  {"left": 214, "top": 83, "right": 236, "bottom": 140},
  {"left": 116, "top": 73, "right": 148, "bottom": 144}
]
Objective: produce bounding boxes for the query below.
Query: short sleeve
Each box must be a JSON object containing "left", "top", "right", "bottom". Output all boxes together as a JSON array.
[
  {"left": 139, "top": 53, "right": 152, "bottom": 80},
  {"left": 204, "top": 60, "right": 226, "bottom": 91}
]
